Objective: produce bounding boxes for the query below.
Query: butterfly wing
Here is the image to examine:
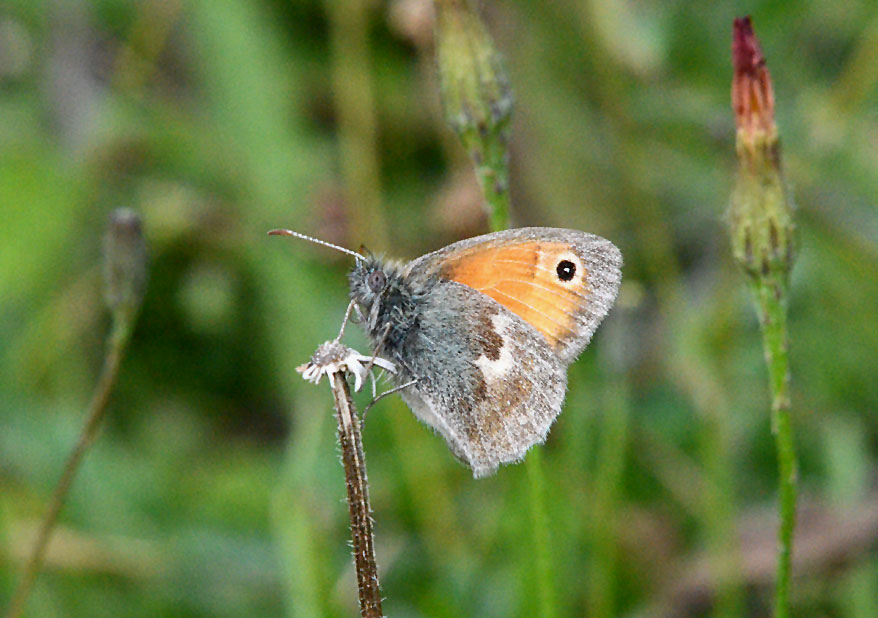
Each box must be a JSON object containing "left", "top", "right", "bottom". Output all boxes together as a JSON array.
[
  {"left": 395, "top": 227, "right": 621, "bottom": 476},
  {"left": 409, "top": 227, "right": 622, "bottom": 363},
  {"left": 395, "top": 278, "right": 566, "bottom": 477}
]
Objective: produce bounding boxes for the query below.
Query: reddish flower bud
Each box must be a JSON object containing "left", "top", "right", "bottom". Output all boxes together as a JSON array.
[
  {"left": 732, "top": 16, "right": 777, "bottom": 148},
  {"left": 729, "top": 17, "right": 795, "bottom": 280}
]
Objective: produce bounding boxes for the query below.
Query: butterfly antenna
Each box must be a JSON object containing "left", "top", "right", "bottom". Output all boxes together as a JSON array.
[{"left": 268, "top": 229, "right": 365, "bottom": 261}]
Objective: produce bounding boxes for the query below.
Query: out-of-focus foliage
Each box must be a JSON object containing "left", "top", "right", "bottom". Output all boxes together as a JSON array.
[{"left": 0, "top": 1, "right": 875, "bottom": 616}]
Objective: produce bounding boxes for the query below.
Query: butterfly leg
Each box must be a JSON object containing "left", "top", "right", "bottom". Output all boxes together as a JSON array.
[
  {"left": 335, "top": 299, "right": 358, "bottom": 341},
  {"left": 360, "top": 322, "right": 392, "bottom": 377},
  {"left": 361, "top": 379, "right": 418, "bottom": 421}
]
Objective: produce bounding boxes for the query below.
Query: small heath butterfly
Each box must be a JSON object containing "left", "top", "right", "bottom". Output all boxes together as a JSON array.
[{"left": 273, "top": 227, "right": 622, "bottom": 478}]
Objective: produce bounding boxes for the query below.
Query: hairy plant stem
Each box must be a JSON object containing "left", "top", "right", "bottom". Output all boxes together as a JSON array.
[
  {"left": 729, "top": 18, "right": 798, "bottom": 614},
  {"left": 433, "top": 0, "right": 513, "bottom": 231},
  {"left": 328, "top": 371, "right": 383, "bottom": 618},
  {"left": 750, "top": 273, "right": 797, "bottom": 617},
  {"left": 462, "top": 127, "right": 511, "bottom": 232},
  {"left": 4, "top": 320, "right": 133, "bottom": 618}
]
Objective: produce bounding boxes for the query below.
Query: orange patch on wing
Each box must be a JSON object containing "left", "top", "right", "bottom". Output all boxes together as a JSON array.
[{"left": 440, "top": 241, "right": 590, "bottom": 349}]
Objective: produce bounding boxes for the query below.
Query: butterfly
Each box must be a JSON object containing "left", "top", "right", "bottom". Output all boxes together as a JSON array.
[{"left": 275, "top": 227, "right": 622, "bottom": 478}]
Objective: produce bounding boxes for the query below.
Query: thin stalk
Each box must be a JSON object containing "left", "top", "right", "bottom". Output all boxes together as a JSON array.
[
  {"left": 470, "top": 57, "right": 557, "bottom": 618},
  {"left": 4, "top": 320, "right": 132, "bottom": 618},
  {"left": 460, "top": 126, "right": 511, "bottom": 231},
  {"left": 750, "top": 274, "right": 797, "bottom": 618},
  {"left": 329, "top": 371, "right": 383, "bottom": 618},
  {"left": 525, "top": 447, "right": 557, "bottom": 618},
  {"left": 475, "top": 70, "right": 557, "bottom": 618},
  {"left": 433, "top": 3, "right": 553, "bottom": 614},
  {"left": 434, "top": 0, "right": 513, "bottom": 230},
  {"left": 5, "top": 208, "right": 145, "bottom": 618},
  {"left": 586, "top": 379, "right": 630, "bottom": 618},
  {"left": 478, "top": 109, "right": 558, "bottom": 618},
  {"left": 729, "top": 18, "right": 798, "bottom": 615}
]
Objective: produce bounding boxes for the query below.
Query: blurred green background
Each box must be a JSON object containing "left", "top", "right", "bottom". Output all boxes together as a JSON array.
[{"left": 1, "top": 1, "right": 876, "bottom": 616}]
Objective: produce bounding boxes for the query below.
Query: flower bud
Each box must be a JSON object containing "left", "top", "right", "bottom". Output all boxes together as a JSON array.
[
  {"left": 434, "top": 0, "right": 512, "bottom": 138},
  {"left": 729, "top": 16, "right": 795, "bottom": 280},
  {"left": 434, "top": 0, "right": 513, "bottom": 228},
  {"left": 103, "top": 208, "right": 148, "bottom": 322}
]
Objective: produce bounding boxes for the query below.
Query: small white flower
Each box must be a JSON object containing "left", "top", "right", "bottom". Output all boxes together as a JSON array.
[{"left": 297, "top": 340, "right": 396, "bottom": 394}]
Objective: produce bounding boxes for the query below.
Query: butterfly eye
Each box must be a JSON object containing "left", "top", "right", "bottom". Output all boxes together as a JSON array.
[
  {"left": 556, "top": 260, "right": 576, "bottom": 281},
  {"left": 367, "top": 270, "right": 386, "bottom": 292}
]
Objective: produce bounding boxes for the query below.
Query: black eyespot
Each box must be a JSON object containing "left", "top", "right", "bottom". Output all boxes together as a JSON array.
[
  {"left": 367, "top": 270, "right": 386, "bottom": 292},
  {"left": 556, "top": 260, "right": 576, "bottom": 281}
]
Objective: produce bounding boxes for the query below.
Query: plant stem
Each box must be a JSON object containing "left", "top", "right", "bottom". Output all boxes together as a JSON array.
[
  {"left": 525, "top": 447, "right": 557, "bottom": 618},
  {"left": 4, "top": 320, "right": 132, "bottom": 618},
  {"left": 586, "top": 379, "right": 630, "bottom": 618},
  {"left": 460, "top": 127, "right": 511, "bottom": 231},
  {"left": 750, "top": 273, "right": 797, "bottom": 617},
  {"left": 474, "top": 80, "right": 556, "bottom": 618},
  {"left": 328, "top": 371, "right": 383, "bottom": 618},
  {"left": 433, "top": 0, "right": 513, "bottom": 231},
  {"left": 475, "top": 85, "right": 556, "bottom": 618},
  {"left": 729, "top": 18, "right": 798, "bottom": 614},
  {"left": 434, "top": 3, "right": 553, "bottom": 614}
]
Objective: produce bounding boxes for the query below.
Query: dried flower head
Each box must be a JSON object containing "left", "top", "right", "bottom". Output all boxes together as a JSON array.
[{"left": 298, "top": 340, "right": 396, "bottom": 394}]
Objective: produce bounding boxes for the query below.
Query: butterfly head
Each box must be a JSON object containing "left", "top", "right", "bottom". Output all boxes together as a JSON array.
[{"left": 348, "top": 256, "right": 411, "bottom": 339}]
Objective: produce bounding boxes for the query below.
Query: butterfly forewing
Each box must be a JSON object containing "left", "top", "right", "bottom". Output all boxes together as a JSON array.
[{"left": 414, "top": 227, "right": 622, "bottom": 362}]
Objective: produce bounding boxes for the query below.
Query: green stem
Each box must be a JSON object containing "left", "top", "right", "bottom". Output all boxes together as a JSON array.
[
  {"left": 525, "top": 448, "right": 557, "bottom": 618},
  {"left": 468, "top": 78, "right": 553, "bottom": 618},
  {"left": 750, "top": 273, "right": 797, "bottom": 618},
  {"left": 477, "top": 119, "right": 555, "bottom": 618},
  {"left": 4, "top": 318, "right": 133, "bottom": 618},
  {"left": 461, "top": 127, "right": 511, "bottom": 231},
  {"left": 476, "top": 111, "right": 554, "bottom": 618},
  {"left": 586, "top": 380, "right": 630, "bottom": 618},
  {"left": 433, "top": 5, "right": 548, "bottom": 612}
]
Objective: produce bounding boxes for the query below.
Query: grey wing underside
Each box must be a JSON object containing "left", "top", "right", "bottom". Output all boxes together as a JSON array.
[{"left": 397, "top": 280, "right": 567, "bottom": 478}]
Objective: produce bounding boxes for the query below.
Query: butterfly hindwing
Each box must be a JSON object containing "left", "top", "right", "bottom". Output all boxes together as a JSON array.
[{"left": 396, "top": 278, "right": 566, "bottom": 477}]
